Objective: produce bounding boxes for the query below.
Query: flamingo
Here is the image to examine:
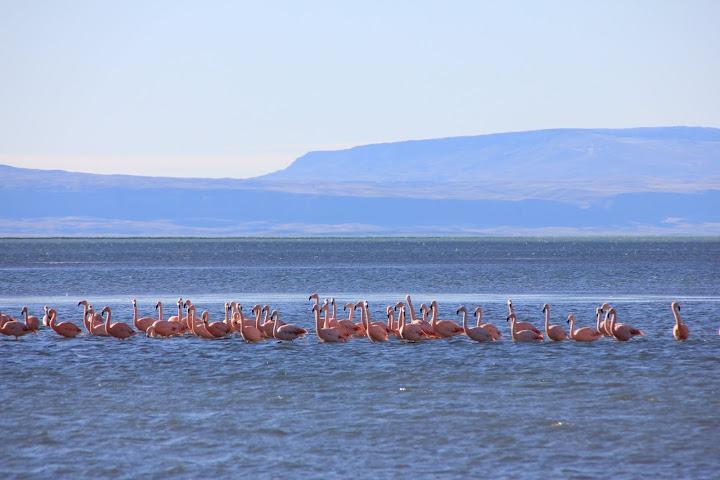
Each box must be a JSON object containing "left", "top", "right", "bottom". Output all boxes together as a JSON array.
[
  {"left": 543, "top": 304, "right": 566, "bottom": 341},
  {"left": 237, "top": 306, "right": 264, "bottom": 343},
  {"left": 473, "top": 307, "right": 502, "bottom": 340},
  {"left": 457, "top": 306, "right": 493, "bottom": 342},
  {"left": 20, "top": 306, "right": 40, "bottom": 333},
  {"left": 507, "top": 299, "right": 543, "bottom": 336},
  {"left": 604, "top": 306, "right": 643, "bottom": 338},
  {"left": 47, "top": 308, "right": 82, "bottom": 338},
  {"left": 344, "top": 302, "right": 365, "bottom": 336},
  {"left": 86, "top": 305, "right": 110, "bottom": 336},
  {"left": 506, "top": 313, "right": 543, "bottom": 342},
  {"left": 357, "top": 301, "right": 392, "bottom": 335},
  {"left": 397, "top": 305, "right": 428, "bottom": 342},
  {"left": 132, "top": 298, "right": 156, "bottom": 333},
  {"left": 360, "top": 303, "right": 389, "bottom": 342},
  {"left": 671, "top": 302, "right": 689, "bottom": 341},
  {"left": 313, "top": 304, "right": 349, "bottom": 343},
  {"left": 272, "top": 310, "right": 307, "bottom": 342},
  {"left": 78, "top": 300, "right": 107, "bottom": 335},
  {"left": 607, "top": 308, "right": 631, "bottom": 341},
  {"left": 0, "top": 310, "right": 30, "bottom": 339},
  {"left": 429, "top": 300, "right": 463, "bottom": 338},
  {"left": 146, "top": 302, "right": 181, "bottom": 338},
  {"left": 187, "top": 306, "right": 218, "bottom": 340},
  {"left": 101, "top": 306, "right": 135, "bottom": 339},
  {"left": 205, "top": 308, "right": 231, "bottom": 338},
  {"left": 567, "top": 313, "right": 602, "bottom": 342}
]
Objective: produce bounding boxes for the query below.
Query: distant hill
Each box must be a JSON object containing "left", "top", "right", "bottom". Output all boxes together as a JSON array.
[{"left": 1, "top": 127, "right": 719, "bottom": 235}]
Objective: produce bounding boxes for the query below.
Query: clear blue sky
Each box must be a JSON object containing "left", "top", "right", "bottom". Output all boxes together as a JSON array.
[{"left": 1, "top": 0, "right": 718, "bottom": 178}]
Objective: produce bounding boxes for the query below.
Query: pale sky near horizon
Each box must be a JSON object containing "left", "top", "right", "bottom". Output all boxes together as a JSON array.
[{"left": 1, "top": 0, "right": 719, "bottom": 178}]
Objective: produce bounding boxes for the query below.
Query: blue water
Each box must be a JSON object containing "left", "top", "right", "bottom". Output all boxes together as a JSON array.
[{"left": 1, "top": 238, "right": 719, "bottom": 479}]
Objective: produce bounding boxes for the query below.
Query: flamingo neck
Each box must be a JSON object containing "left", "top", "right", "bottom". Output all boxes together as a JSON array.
[
  {"left": 314, "top": 308, "right": 322, "bottom": 333},
  {"left": 406, "top": 297, "right": 417, "bottom": 321},
  {"left": 104, "top": 309, "right": 111, "bottom": 333},
  {"left": 49, "top": 309, "right": 57, "bottom": 328},
  {"left": 430, "top": 303, "right": 438, "bottom": 327},
  {"left": 510, "top": 317, "right": 517, "bottom": 341},
  {"left": 158, "top": 303, "right": 163, "bottom": 322},
  {"left": 347, "top": 306, "right": 354, "bottom": 322},
  {"left": 475, "top": 309, "right": 483, "bottom": 328},
  {"left": 671, "top": 306, "right": 682, "bottom": 327},
  {"left": 568, "top": 316, "right": 575, "bottom": 339},
  {"left": 544, "top": 307, "right": 550, "bottom": 334},
  {"left": 461, "top": 310, "right": 469, "bottom": 335}
]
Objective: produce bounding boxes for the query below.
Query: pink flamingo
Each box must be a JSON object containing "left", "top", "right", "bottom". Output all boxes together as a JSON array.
[
  {"left": 146, "top": 301, "right": 181, "bottom": 338},
  {"left": 358, "top": 301, "right": 392, "bottom": 335},
  {"left": 359, "top": 303, "right": 389, "bottom": 343},
  {"left": 86, "top": 305, "right": 110, "bottom": 336},
  {"left": 20, "top": 306, "right": 40, "bottom": 333},
  {"left": 187, "top": 306, "right": 217, "bottom": 339},
  {"left": 101, "top": 306, "right": 135, "bottom": 339},
  {"left": 0, "top": 310, "right": 30, "bottom": 339},
  {"left": 566, "top": 313, "right": 602, "bottom": 342},
  {"left": 607, "top": 308, "right": 631, "bottom": 341},
  {"left": 506, "top": 313, "right": 543, "bottom": 342},
  {"left": 457, "top": 306, "right": 493, "bottom": 342},
  {"left": 507, "top": 299, "right": 543, "bottom": 336},
  {"left": 48, "top": 308, "right": 82, "bottom": 338},
  {"left": 473, "top": 307, "right": 502, "bottom": 340},
  {"left": 205, "top": 308, "right": 231, "bottom": 338},
  {"left": 404, "top": 295, "right": 436, "bottom": 336},
  {"left": 671, "top": 302, "right": 689, "bottom": 341},
  {"left": 429, "top": 300, "right": 463, "bottom": 338},
  {"left": 344, "top": 302, "right": 365, "bottom": 336},
  {"left": 606, "top": 307, "right": 643, "bottom": 338},
  {"left": 313, "top": 304, "right": 349, "bottom": 343},
  {"left": 543, "top": 304, "right": 566, "bottom": 341},
  {"left": 78, "top": 300, "right": 107, "bottom": 335},
  {"left": 237, "top": 306, "right": 264, "bottom": 343},
  {"left": 397, "top": 305, "right": 428, "bottom": 342},
  {"left": 272, "top": 310, "right": 307, "bottom": 341},
  {"left": 132, "top": 299, "right": 156, "bottom": 333}
]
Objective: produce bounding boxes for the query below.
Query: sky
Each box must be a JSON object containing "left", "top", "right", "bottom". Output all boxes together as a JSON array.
[{"left": 1, "top": 0, "right": 719, "bottom": 178}]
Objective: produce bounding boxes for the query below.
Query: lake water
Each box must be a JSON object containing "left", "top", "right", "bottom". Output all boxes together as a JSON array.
[{"left": 1, "top": 238, "right": 719, "bottom": 479}]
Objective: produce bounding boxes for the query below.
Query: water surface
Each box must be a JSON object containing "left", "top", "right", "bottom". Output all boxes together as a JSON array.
[{"left": 1, "top": 238, "right": 719, "bottom": 479}]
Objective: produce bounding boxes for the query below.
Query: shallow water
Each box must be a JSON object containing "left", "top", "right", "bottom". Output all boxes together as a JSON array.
[{"left": 1, "top": 238, "right": 719, "bottom": 479}]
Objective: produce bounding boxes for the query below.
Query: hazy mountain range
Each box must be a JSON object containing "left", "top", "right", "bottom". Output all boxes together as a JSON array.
[{"left": 1, "top": 127, "right": 719, "bottom": 236}]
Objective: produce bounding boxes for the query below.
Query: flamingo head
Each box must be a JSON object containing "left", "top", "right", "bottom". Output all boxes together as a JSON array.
[
  {"left": 474, "top": 306, "right": 482, "bottom": 317},
  {"left": 671, "top": 301, "right": 680, "bottom": 312},
  {"left": 20, "top": 306, "right": 27, "bottom": 315},
  {"left": 394, "top": 301, "right": 404, "bottom": 311},
  {"left": 456, "top": 305, "right": 467, "bottom": 315},
  {"left": 78, "top": 300, "right": 87, "bottom": 307},
  {"left": 420, "top": 303, "right": 428, "bottom": 313},
  {"left": 566, "top": 313, "right": 575, "bottom": 324},
  {"left": 308, "top": 293, "right": 319, "bottom": 302},
  {"left": 343, "top": 303, "right": 354, "bottom": 311},
  {"left": 132, "top": 298, "right": 137, "bottom": 305},
  {"left": 271, "top": 310, "right": 279, "bottom": 320},
  {"left": 507, "top": 299, "right": 513, "bottom": 306},
  {"left": 102, "top": 306, "right": 111, "bottom": 314},
  {"left": 506, "top": 313, "right": 516, "bottom": 323},
  {"left": 155, "top": 301, "right": 161, "bottom": 309},
  {"left": 405, "top": 294, "right": 412, "bottom": 302},
  {"left": 599, "top": 303, "right": 611, "bottom": 311},
  {"left": 542, "top": 304, "right": 549, "bottom": 313},
  {"left": 312, "top": 304, "right": 320, "bottom": 313}
]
